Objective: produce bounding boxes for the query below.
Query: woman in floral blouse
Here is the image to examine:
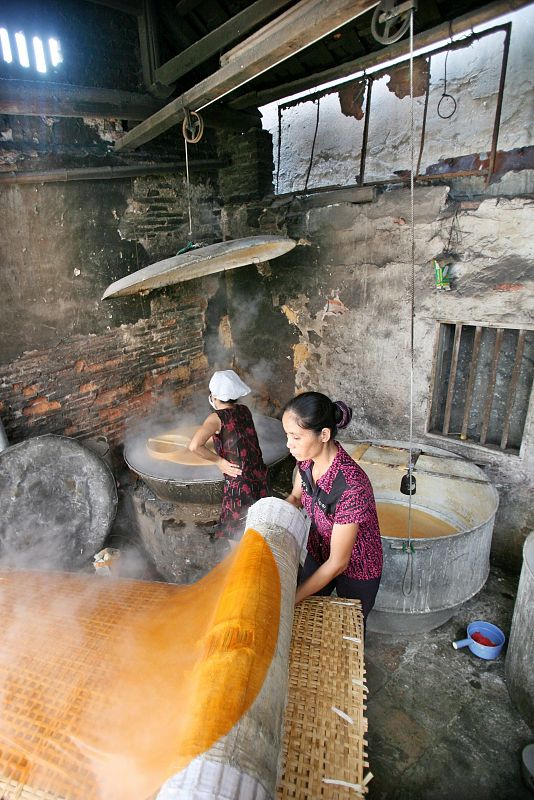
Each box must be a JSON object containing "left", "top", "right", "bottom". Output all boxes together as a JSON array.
[{"left": 283, "top": 391, "right": 382, "bottom": 623}]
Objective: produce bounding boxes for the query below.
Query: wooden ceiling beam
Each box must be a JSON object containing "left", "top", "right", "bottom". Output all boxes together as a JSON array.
[
  {"left": 230, "top": 0, "right": 534, "bottom": 109},
  {"left": 115, "top": 0, "right": 379, "bottom": 151},
  {"left": 0, "top": 78, "right": 261, "bottom": 133},
  {"left": 155, "top": 0, "right": 294, "bottom": 87},
  {"left": 0, "top": 79, "right": 162, "bottom": 120}
]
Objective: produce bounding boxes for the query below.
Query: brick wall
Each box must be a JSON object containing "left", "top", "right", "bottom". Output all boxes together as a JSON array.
[
  {"left": 217, "top": 128, "right": 274, "bottom": 204},
  {"left": 0, "top": 299, "right": 209, "bottom": 448}
]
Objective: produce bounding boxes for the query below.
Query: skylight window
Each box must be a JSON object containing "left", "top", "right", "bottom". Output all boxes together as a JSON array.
[
  {"left": 14, "top": 32, "right": 30, "bottom": 68},
  {"left": 0, "top": 28, "right": 12, "bottom": 63},
  {"left": 33, "top": 36, "right": 46, "bottom": 73},
  {"left": 0, "top": 27, "right": 63, "bottom": 72},
  {"left": 48, "top": 37, "right": 62, "bottom": 67}
]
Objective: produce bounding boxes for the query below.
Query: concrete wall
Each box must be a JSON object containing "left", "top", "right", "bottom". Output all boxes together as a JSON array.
[{"left": 215, "top": 181, "right": 534, "bottom": 572}]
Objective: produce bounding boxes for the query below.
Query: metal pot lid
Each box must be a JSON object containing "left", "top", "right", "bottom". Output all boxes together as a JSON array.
[
  {"left": 102, "top": 236, "right": 296, "bottom": 299},
  {"left": 0, "top": 434, "right": 117, "bottom": 570}
]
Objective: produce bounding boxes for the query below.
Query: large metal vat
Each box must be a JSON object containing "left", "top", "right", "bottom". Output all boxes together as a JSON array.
[
  {"left": 124, "top": 414, "right": 290, "bottom": 503},
  {"left": 505, "top": 531, "right": 534, "bottom": 728},
  {"left": 341, "top": 441, "right": 499, "bottom": 634}
]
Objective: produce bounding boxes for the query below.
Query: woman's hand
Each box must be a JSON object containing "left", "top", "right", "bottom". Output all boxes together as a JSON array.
[
  {"left": 217, "top": 458, "right": 242, "bottom": 478},
  {"left": 295, "top": 522, "right": 358, "bottom": 603},
  {"left": 285, "top": 471, "right": 303, "bottom": 508}
]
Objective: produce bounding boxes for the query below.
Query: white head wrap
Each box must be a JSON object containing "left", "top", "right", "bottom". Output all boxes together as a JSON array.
[{"left": 209, "top": 370, "right": 251, "bottom": 401}]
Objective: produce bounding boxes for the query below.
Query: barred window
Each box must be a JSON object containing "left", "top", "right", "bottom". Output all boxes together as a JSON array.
[{"left": 429, "top": 323, "right": 534, "bottom": 454}]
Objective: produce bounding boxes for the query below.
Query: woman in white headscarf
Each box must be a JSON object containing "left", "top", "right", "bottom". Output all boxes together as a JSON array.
[{"left": 189, "top": 370, "right": 269, "bottom": 542}]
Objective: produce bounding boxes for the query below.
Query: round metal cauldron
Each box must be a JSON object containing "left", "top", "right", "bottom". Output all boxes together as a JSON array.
[
  {"left": 124, "top": 414, "right": 290, "bottom": 503},
  {"left": 0, "top": 434, "right": 117, "bottom": 569},
  {"left": 340, "top": 440, "right": 499, "bottom": 634}
]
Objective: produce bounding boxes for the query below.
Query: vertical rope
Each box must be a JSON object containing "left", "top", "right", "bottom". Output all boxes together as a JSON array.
[
  {"left": 184, "top": 137, "right": 193, "bottom": 237},
  {"left": 276, "top": 104, "right": 282, "bottom": 195},
  {"left": 403, "top": 8, "right": 416, "bottom": 597}
]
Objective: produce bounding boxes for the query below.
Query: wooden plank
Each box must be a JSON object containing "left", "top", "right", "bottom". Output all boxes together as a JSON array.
[
  {"left": 229, "top": 0, "right": 533, "bottom": 110},
  {"left": 351, "top": 442, "right": 371, "bottom": 461},
  {"left": 500, "top": 329, "right": 526, "bottom": 450},
  {"left": 442, "top": 323, "right": 463, "bottom": 437},
  {"left": 115, "top": 0, "right": 378, "bottom": 151},
  {"left": 0, "top": 79, "right": 163, "bottom": 120},
  {"left": 138, "top": 0, "right": 160, "bottom": 90},
  {"left": 299, "top": 185, "right": 376, "bottom": 207},
  {"left": 0, "top": 79, "right": 260, "bottom": 132},
  {"left": 479, "top": 328, "right": 504, "bottom": 445},
  {"left": 156, "top": 0, "right": 294, "bottom": 86},
  {"left": 427, "top": 321, "right": 449, "bottom": 434},
  {"left": 461, "top": 325, "right": 483, "bottom": 440}
]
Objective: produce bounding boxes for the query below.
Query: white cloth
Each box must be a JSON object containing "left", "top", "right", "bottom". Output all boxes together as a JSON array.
[{"left": 209, "top": 370, "right": 251, "bottom": 401}]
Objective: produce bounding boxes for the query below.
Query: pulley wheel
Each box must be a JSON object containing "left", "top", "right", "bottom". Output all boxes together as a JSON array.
[{"left": 371, "top": 2, "right": 413, "bottom": 45}]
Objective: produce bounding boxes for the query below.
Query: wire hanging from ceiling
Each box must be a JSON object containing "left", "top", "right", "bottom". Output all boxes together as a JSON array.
[
  {"left": 402, "top": 7, "right": 416, "bottom": 598},
  {"left": 182, "top": 109, "right": 204, "bottom": 238},
  {"left": 304, "top": 97, "right": 321, "bottom": 192}
]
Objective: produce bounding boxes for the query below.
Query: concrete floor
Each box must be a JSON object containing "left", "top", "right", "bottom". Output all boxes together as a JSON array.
[{"left": 365, "top": 567, "right": 534, "bottom": 800}]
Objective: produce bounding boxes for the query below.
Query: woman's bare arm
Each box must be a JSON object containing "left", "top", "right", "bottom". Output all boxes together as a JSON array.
[
  {"left": 295, "top": 522, "right": 358, "bottom": 604},
  {"left": 188, "top": 414, "right": 242, "bottom": 477},
  {"left": 285, "top": 471, "right": 303, "bottom": 508}
]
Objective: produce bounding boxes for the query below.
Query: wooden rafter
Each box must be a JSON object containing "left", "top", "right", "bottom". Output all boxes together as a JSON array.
[
  {"left": 114, "top": 0, "right": 379, "bottom": 151},
  {"left": 0, "top": 79, "right": 262, "bottom": 132},
  {"left": 0, "top": 79, "right": 162, "bottom": 120},
  {"left": 155, "top": 0, "right": 294, "bottom": 87},
  {"left": 229, "top": 0, "right": 533, "bottom": 110}
]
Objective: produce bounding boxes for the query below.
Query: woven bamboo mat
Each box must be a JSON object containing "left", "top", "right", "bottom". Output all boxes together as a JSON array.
[
  {"left": 277, "top": 596, "right": 371, "bottom": 800},
  {"left": 0, "top": 596, "right": 369, "bottom": 800}
]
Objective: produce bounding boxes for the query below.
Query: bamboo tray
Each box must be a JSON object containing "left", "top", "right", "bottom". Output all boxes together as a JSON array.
[{"left": 277, "top": 596, "right": 371, "bottom": 799}]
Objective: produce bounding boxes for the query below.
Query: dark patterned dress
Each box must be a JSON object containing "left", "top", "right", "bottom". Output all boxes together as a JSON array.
[{"left": 212, "top": 404, "right": 269, "bottom": 540}]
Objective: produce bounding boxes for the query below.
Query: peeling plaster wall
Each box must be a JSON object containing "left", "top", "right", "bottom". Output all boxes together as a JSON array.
[
  {"left": 219, "top": 185, "right": 534, "bottom": 572},
  {"left": 262, "top": 6, "right": 534, "bottom": 191}
]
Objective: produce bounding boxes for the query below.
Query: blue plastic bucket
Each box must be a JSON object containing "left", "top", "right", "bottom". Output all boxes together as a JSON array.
[{"left": 452, "top": 620, "right": 505, "bottom": 660}]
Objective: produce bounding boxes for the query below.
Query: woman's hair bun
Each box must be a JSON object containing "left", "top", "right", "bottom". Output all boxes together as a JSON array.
[{"left": 334, "top": 400, "right": 353, "bottom": 430}]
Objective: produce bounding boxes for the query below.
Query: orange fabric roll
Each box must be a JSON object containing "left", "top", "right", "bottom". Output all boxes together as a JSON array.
[{"left": 0, "top": 528, "right": 280, "bottom": 800}]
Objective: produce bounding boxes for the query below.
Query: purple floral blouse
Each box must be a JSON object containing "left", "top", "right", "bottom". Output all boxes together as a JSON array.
[{"left": 298, "top": 444, "right": 383, "bottom": 580}]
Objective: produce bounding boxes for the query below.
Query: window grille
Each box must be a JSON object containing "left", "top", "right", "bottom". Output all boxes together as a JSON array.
[{"left": 429, "top": 323, "right": 534, "bottom": 454}]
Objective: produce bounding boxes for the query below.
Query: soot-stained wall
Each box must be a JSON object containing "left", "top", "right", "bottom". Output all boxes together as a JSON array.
[
  {"left": 0, "top": 2, "right": 222, "bottom": 447},
  {"left": 214, "top": 155, "right": 534, "bottom": 571}
]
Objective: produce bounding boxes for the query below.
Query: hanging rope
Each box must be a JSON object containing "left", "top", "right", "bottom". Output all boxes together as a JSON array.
[
  {"left": 403, "top": 8, "right": 416, "bottom": 598},
  {"left": 181, "top": 109, "right": 204, "bottom": 238},
  {"left": 276, "top": 104, "right": 282, "bottom": 194},
  {"left": 437, "top": 48, "right": 457, "bottom": 120},
  {"left": 304, "top": 97, "right": 321, "bottom": 192}
]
